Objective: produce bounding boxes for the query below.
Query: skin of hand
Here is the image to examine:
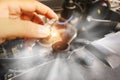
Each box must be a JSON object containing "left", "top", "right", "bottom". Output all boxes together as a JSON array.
[{"left": 0, "top": 0, "right": 58, "bottom": 43}]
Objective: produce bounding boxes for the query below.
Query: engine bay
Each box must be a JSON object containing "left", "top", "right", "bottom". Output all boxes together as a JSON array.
[{"left": 0, "top": 0, "right": 120, "bottom": 80}]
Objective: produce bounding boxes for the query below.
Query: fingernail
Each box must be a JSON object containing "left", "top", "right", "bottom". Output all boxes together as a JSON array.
[
  {"left": 50, "top": 11, "right": 58, "bottom": 20},
  {"left": 38, "top": 26, "right": 50, "bottom": 37}
]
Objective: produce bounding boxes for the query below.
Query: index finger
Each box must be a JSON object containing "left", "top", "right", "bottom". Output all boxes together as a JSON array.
[
  {"left": 35, "top": 1, "right": 58, "bottom": 20},
  {"left": 20, "top": 1, "right": 58, "bottom": 20}
]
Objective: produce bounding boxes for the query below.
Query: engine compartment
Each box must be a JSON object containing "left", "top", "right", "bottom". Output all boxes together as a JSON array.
[{"left": 0, "top": 0, "right": 120, "bottom": 80}]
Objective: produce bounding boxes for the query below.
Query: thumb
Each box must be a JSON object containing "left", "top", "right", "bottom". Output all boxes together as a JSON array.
[{"left": 0, "top": 18, "right": 50, "bottom": 39}]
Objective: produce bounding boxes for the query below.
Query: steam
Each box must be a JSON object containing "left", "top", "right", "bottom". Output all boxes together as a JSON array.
[{"left": 5, "top": 33, "right": 120, "bottom": 80}]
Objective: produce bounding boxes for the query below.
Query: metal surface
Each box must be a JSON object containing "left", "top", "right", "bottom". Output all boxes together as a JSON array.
[{"left": 11, "top": 31, "right": 120, "bottom": 80}]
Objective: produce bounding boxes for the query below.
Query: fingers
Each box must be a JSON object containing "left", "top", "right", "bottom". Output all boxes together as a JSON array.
[
  {"left": 19, "top": 0, "right": 58, "bottom": 20},
  {"left": 35, "top": 2, "right": 58, "bottom": 20},
  {"left": 0, "top": 18, "right": 50, "bottom": 39},
  {"left": 0, "top": 0, "right": 57, "bottom": 43},
  {"left": 21, "top": 12, "right": 44, "bottom": 24}
]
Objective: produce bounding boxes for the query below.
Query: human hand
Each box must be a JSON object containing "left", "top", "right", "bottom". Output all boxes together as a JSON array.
[{"left": 0, "top": 0, "right": 58, "bottom": 43}]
